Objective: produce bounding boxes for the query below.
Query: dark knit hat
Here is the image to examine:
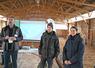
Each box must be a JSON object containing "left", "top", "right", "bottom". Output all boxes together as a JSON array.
[
  {"left": 47, "top": 23, "right": 53, "bottom": 29},
  {"left": 70, "top": 26, "right": 78, "bottom": 31}
]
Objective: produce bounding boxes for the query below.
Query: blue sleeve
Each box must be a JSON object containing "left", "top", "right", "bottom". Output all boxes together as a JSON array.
[
  {"left": 70, "top": 39, "right": 85, "bottom": 63},
  {"left": 63, "top": 43, "right": 67, "bottom": 63}
]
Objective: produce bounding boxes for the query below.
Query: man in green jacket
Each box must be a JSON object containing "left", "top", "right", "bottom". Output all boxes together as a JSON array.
[{"left": 39, "top": 23, "right": 60, "bottom": 68}]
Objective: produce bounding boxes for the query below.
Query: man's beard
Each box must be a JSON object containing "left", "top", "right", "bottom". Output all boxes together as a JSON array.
[{"left": 9, "top": 23, "right": 14, "bottom": 28}]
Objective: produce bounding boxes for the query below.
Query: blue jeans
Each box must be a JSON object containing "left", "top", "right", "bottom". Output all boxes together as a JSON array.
[{"left": 3, "top": 51, "right": 18, "bottom": 68}]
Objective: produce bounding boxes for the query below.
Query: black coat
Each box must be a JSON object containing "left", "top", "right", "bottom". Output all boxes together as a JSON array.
[
  {"left": 39, "top": 31, "right": 60, "bottom": 58},
  {"left": 1, "top": 25, "right": 23, "bottom": 51},
  {"left": 63, "top": 33, "right": 84, "bottom": 68}
]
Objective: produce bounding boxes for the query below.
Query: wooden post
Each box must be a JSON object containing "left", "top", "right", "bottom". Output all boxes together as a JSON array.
[
  {"left": 74, "top": 22, "right": 77, "bottom": 26},
  {"left": 67, "top": 23, "right": 69, "bottom": 31},
  {"left": 88, "top": 19, "right": 92, "bottom": 46},
  {"left": 88, "top": 21, "right": 90, "bottom": 40}
]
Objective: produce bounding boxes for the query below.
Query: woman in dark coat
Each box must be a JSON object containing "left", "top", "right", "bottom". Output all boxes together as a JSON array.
[{"left": 63, "top": 26, "right": 84, "bottom": 68}]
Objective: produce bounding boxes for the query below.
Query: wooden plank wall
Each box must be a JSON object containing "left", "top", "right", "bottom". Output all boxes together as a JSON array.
[{"left": 77, "top": 19, "right": 95, "bottom": 46}]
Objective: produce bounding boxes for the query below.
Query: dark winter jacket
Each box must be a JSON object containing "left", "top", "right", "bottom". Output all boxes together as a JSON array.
[
  {"left": 39, "top": 31, "right": 60, "bottom": 58},
  {"left": 63, "top": 33, "right": 84, "bottom": 68},
  {"left": 1, "top": 25, "right": 23, "bottom": 52}
]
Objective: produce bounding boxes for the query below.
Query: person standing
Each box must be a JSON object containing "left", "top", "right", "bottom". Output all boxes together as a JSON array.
[
  {"left": 63, "top": 26, "right": 84, "bottom": 68},
  {"left": 39, "top": 23, "right": 60, "bottom": 68},
  {"left": 1, "top": 17, "right": 23, "bottom": 68}
]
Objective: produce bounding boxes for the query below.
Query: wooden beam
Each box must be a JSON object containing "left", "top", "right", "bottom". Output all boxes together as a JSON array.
[
  {"left": 7, "top": 4, "right": 78, "bottom": 16},
  {"left": 0, "top": 3, "right": 9, "bottom": 10},
  {"left": 65, "top": 7, "right": 72, "bottom": 12},
  {"left": 57, "top": 1, "right": 88, "bottom": 13},
  {"left": 59, "top": 0, "right": 95, "bottom": 8},
  {"left": 83, "top": 3, "right": 95, "bottom": 8}
]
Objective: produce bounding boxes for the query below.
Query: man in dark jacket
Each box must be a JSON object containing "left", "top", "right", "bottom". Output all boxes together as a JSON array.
[
  {"left": 39, "top": 23, "right": 60, "bottom": 68},
  {"left": 63, "top": 26, "right": 84, "bottom": 68},
  {"left": 1, "top": 17, "right": 23, "bottom": 68}
]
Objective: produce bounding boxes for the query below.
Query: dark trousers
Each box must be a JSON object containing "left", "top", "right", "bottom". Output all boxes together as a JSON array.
[
  {"left": 3, "top": 51, "right": 18, "bottom": 68},
  {"left": 40, "top": 57, "right": 53, "bottom": 68},
  {"left": 1, "top": 52, "right": 4, "bottom": 65}
]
